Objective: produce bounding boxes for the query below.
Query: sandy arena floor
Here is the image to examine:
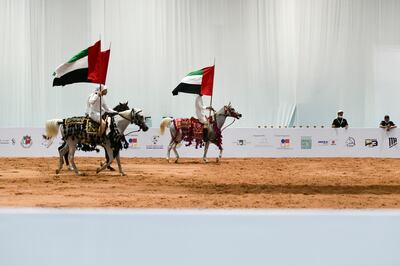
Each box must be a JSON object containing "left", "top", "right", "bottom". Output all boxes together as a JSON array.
[{"left": 0, "top": 157, "right": 400, "bottom": 208}]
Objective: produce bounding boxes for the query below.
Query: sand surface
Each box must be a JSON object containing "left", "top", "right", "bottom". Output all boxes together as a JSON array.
[{"left": 0, "top": 157, "right": 399, "bottom": 208}]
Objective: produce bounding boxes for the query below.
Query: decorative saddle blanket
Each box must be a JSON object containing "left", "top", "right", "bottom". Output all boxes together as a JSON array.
[
  {"left": 61, "top": 116, "right": 103, "bottom": 146},
  {"left": 64, "top": 116, "right": 99, "bottom": 135},
  {"left": 173, "top": 117, "right": 204, "bottom": 148}
]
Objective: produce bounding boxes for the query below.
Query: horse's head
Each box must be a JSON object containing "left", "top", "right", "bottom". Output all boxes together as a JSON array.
[
  {"left": 129, "top": 108, "right": 149, "bottom": 132},
  {"left": 224, "top": 102, "right": 242, "bottom": 119},
  {"left": 113, "top": 101, "right": 129, "bottom": 112}
]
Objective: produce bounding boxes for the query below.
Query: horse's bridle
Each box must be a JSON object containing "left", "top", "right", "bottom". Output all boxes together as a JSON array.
[
  {"left": 118, "top": 109, "right": 147, "bottom": 135},
  {"left": 219, "top": 105, "right": 241, "bottom": 131},
  {"left": 118, "top": 110, "right": 133, "bottom": 123},
  {"left": 223, "top": 105, "right": 241, "bottom": 119},
  {"left": 119, "top": 109, "right": 143, "bottom": 125}
]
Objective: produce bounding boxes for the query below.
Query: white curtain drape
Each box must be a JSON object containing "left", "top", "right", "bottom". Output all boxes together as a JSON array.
[{"left": 1, "top": 0, "right": 400, "bottom": 128}]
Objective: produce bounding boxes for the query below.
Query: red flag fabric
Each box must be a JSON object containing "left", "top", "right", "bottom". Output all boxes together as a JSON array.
[
  {"left": 88, "top": 49, "right": 110, "bottom": 84},
  {"left": 200, "top": 65, "right": 215, "bottom": 96},
  {"left": 87, "top": 40, "right": 101, "bottom": 77}
]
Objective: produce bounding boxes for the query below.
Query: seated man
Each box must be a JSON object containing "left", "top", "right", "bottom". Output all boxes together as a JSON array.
[
  {"left": 332, "top": 110, "right": 348, "bottom": 129},
  {"left": 195, "top": 94, "right": 214, "bottom": 142},
  {"left": 86, "top": 85, "right": 118, "bottom": 136},
  {"left": 379, "top": 115, "right": 397, "bottom": 131}
]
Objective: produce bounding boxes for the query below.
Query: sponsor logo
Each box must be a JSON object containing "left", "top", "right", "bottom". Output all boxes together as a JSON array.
[
  {"left": 275, "top": 135, "right": 292, "bottom": 149},
  {"left": 0, "top": 139, "right": 8, "bottom": 145},
  {"left": 127, "top": 135, "right": 140, "bottom": 149},
  {"left": 20, "top": 135, "right": 32, "bottom": 148},
  {"left": 389, "top": 137, "right": 397, "bottom": 148},
  {"left": 365, "top": 139, "right": 378, "bottom": 147},
  {"left": 233, "top": 139, "right": 249, "bottom": 146},
  {"left": 252, "top": 134, "right": 272, "bottom": 148},
  {"left": 345, "top": 137, "right": 356, "bottom": 147},
  {"left": 317, "top": 140, "right": 329, "bottom": 146},
  {"left": 146, "top": 135, "right": 164, "bottom": 149},
  {"left": 301, "top": 136, "right": 312, "bottom": 149},
  {"left": 0, "top": 138, "right": 16, "bottom": 145},
  {"left": 280, "top": 138, "right": 291, "bottom": 149}
]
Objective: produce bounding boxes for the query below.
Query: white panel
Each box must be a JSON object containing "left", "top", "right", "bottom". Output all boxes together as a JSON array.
[
  {"left": 1, "top": 127, "right": 400, "bottom": 158},
  {"left": 0, "top": 209, "right": 399, "bottom": 266}
]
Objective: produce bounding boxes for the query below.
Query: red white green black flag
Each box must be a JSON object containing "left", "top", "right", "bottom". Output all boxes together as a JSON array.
[
  {"left": 53, "top": 40, "right": 110, "bottom": 86},
  {"left": 172, "top": 65, "right": 215, "bottom": 96}
]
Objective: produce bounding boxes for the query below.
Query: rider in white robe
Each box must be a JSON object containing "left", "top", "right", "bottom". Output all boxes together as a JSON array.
[
  {"left": 195, "top": 94, "right": 214, "bottom": 141},
  {"left": 86, "top": 85, "right": 117, "bottom": 135}
]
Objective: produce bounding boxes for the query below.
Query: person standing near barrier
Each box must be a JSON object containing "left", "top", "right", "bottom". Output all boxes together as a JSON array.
[
  {"left": 379, "top": 115, "right": 396, "bottom": 131},
  {"left": 332, "top": 110, "right": 348, "bottom": 129}
]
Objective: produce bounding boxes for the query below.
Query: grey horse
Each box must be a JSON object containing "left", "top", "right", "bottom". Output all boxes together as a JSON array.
[
  {"left": 43, "top": 108, "right": 148, "bottom": 176},
  {"left": 160, "top": 103, "right": 242, "bottom": 163}
]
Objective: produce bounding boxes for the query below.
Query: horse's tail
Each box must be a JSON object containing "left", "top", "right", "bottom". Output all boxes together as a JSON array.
[
  {"left": 43, "top": 119, "right": 63, "bottom": 140},
  {"left": 160, "top": 117, "right": 173, "bottom": 135}
]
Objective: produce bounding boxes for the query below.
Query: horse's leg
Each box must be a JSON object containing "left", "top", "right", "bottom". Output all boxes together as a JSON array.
[
  {"left": 56, "top": 142, "right": 68, "bottom": 174},
  {"left": 203, "top": 141, "right": 210, "bottom": 163},
  {"left": 167, "top": 140, "right": 174, "bottom": 162},
  {"left": 97, "top": 145, "right": 114, "bottom": 174},
  {"left": 173, "top": 142, "right": 180, "bottom": 163},
  {"left": 67, "top": 140, "right": 83, "bottom": 176},
  {"left": 64, "top": 151, "right": 74, "bottom": 170},
  {"left": 115, "top": 153, "right": 125, "bottom": 176},
  {"left": 64, "top": 146, "right": 74, "bottom": 171},
  {"left": 100, "top": 149, "right": 115, "bottom": 171},
  {"left": 217, "top": 147, "right": 223, "bottom": 163},
  {"left": 104, "top": 149, "right": 115, "bottom": 171}
]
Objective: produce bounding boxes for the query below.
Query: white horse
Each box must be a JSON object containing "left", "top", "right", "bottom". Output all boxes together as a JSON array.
[
  {"left": 160, "top": 103, "right": 242, "bottom": 163},
  {"left": 43, "top": 109, "right": 148, "bottom": 176}
]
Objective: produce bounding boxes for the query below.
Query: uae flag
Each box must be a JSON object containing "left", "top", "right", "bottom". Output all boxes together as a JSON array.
[
  {"left": 172, "top": 65, "right": 215, "bottom": 96},
  {"left": 88, "top": 49, "right": 110, "bottom": 84},
  {"left": 53, "top": 40, "right": 109, "bottom": 86}
]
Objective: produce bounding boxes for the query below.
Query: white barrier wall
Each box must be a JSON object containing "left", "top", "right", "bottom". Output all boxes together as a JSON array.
[
  {"left": 0, "top": 209, "right": 400, "bottom": 266},
  {"left": 1, "top": 127, "right": 400, "bottom": 157}
]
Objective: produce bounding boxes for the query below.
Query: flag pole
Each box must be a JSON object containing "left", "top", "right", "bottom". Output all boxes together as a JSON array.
[
  {"left": 99, "top": 35, "right": 103, "bottom": 133},
  {"left": 209, "top": 57, "right": 215, "bottom": 117}
]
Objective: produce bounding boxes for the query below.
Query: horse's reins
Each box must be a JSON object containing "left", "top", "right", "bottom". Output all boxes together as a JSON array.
[
  {"left": 221, "top": 118, "right": 236, "bottom": 131},
  {"left": 216, "top": 107, "right": 237, "bottom": 132},
  {"left": 117, "top": 110, "right": 143, "bottom": 136},
  {"left": 124, "top": 128, "right": 141, "bottom": 136}
]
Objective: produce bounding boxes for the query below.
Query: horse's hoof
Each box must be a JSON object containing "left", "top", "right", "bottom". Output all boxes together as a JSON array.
[
  {"left": 203, "top": 158, "right": 207, "bottom": 163},
  {"left": 107, "top": 166, "right": 116, "bottom": 171},
  {"left": 96, "top": 168, "right": 101, "bottom": 174},
  {"left": 55, "top": 169, "right": 60, "bottom": 174},
  {"left": 174, "top": 159, "right": 179, "bottom": 164},
  {"left": 77, "top": 172, "right": 86, "bottom": 176},
  {"left": 216, "top": 158, "right": 220, "bottom": 163},
  {"left": 120, "top": 172, "right": 126, "bottom": 176}
]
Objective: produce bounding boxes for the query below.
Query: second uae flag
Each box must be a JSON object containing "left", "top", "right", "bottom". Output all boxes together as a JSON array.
[{"left": 172, "top": 65, "right": 215, "bottom": 96}]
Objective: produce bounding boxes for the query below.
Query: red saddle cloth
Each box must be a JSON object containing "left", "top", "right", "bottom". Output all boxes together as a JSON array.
[{"left": 173, "top": 117, "right": 204, "bottom": 148}]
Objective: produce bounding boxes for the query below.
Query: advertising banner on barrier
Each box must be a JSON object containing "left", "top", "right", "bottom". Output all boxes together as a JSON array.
[{"left": 1, "top": 128, "right": 400, "bottom": 158}]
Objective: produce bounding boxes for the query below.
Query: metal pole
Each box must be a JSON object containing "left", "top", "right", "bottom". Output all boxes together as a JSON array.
[{"left": 209, "top": 58, "right": 215, "bottom": 117}]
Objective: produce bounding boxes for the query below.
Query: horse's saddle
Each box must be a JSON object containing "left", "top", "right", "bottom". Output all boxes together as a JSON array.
[
  {"left": 64, "top": 116, "right": 99, "bottom": 135},
  {"left": 173, "top": 117, "right": 204, "bottom": 142}
]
